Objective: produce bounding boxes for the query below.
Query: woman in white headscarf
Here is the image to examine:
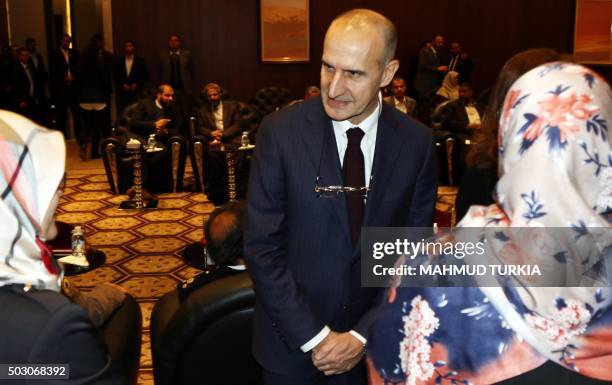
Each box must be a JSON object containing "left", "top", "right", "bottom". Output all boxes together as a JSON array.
[
  {"left": 436, "top": 70, "right": 460, "bottom": 102},
  {"left": 0, "top": 111, "right": 128, "bottom": 384},
  {"left": 367, "top": 63, "right": 612, "bottom": 385}
]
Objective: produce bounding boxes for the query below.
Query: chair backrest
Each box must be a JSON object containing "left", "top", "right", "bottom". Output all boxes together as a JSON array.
[
  {"left": 250, "top": 86, "right": 292, "bottom": 117},
  {"left": 151, "top": 272, "right": 260, "bottom": 385},
  {"left": 237, "top": 101, "right": 261, "bottom": 143}
]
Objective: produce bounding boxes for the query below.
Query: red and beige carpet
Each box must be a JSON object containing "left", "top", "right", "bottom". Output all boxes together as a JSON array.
[{"left": 58, "top": 168, "right": 456, "bottom": 385}]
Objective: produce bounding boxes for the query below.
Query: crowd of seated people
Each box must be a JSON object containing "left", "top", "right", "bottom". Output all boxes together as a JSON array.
[{"left": 0, "top": 29, "right": 485, "bottom": 190}]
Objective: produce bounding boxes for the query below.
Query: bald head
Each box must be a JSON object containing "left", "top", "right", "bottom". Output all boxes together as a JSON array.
[{"left": 327, "top": 9, "right": 397, "bottom": 65}]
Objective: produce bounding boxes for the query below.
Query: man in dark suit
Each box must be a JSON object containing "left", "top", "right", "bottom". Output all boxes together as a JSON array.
[
  {"left": 49, "top": 34, "right": 80, "bottom": 137},
  {"left": 159, "top": 35, "right": 192, "bottom": 99},
  {"left": 115, "top": 40, "right": 148, "bottom": 112},
  {"left": 196, "top": 82, "right": 247, "bottom": 205},
  {"left": 244, "top": 9, "right": 437, "bottom": 385},
  {"left": 129, "top": 84, "right": 185, "bottom": 192},
  {"left": 414, "top": 35, "right": 448, "bottom": 101},
  {"left": 178, "top": 201, "right": 247, "bottom": 302},
  {"left": 78, "top": 34, "right": 114, "bottom": 160},
  {"left": 447, "top": 42, "right": 475, "bottom": 83},
  {"left": 25, "top": 38, "right": 48, "bottom": 120},
  {"left": 10, "top": 47, "right": 44, "bottom": 123},
  {"left": 196, "top": 83, "right": 243, "bottom": 144}
]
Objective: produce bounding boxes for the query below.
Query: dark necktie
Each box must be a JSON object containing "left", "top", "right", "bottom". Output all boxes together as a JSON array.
[{"left": 343, "top": 127, "right": 365, "bottom": 246}]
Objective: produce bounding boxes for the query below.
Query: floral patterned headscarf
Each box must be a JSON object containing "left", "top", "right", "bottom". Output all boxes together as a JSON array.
[
  {"left": 461, "top": 62, "right": 612, "bottom": 378},
  {"left": 0, "top": 111, "right": 65, "bottom": 291}
]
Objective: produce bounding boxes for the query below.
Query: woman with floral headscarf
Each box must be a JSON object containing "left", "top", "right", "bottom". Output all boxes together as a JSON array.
[
  {"left": 367, "top": 63, "right": 612, "bottom": 384},
  {"left": 0, "top": 111, "right": 129, "bottom": 384}
]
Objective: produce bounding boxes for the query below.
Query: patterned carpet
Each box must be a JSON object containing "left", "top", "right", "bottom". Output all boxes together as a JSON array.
[
  {"left": 58, "top": 169, "right": 214, "bottom": 385},
  {"left": 58, "top": 168, "right": 456, "bottom": 385}
]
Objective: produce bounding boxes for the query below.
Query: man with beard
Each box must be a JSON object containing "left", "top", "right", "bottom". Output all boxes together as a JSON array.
[
  {"left": 128, "top": 84, "right": 185, "bottom": 192},
  {"left": 196, "top": 83, "right": 243, "bottom": 144},
  {"left": 195, "top": 83, "right": 246, "bottom": 205}
]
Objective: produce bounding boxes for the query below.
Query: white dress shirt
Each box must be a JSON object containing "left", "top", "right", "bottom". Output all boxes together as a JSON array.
[
  {"left": 299, "top": 93, "right": 382, "bottom": 352},
  {"left": 124, "top": 55, "right": 134, "bottom": 78},
  {"left": 213, "top": 102, "right": 224, "bottom": 131}
]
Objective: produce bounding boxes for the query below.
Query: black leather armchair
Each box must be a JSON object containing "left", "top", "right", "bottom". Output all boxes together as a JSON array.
[
  {"left": 101, "top": 103, "right": 188, "bottom": 194},
  {"left": 250, "top": 86, "right": 292, "bottom": 118},
  {"left": 150, "top": 273, "right": 261, "bottom": 385}
]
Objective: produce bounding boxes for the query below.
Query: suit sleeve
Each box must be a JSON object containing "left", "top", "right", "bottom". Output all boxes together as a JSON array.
[
  {"left": 29, "top": 301, "right": 129, "bottom": 385},
  {"left": 129, "top": 103, "right": 155, "bottom": 136},
  {"left": 406, "top": 130, "right": 437, "bottom": 226},
  {"left": 221, "top": 103, "right": 243, "bottom": 141},
  {"left": 419, "top": 50, "right": 439, "bottom": 73},
  {"left": 244, "top": 118, "right": 326, "bottom": 350},
  {"left": 195, "top": 109, "right": 214, "bottom": 139}
]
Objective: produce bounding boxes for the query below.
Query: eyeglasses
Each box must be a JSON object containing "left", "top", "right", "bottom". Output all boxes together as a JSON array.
[{"left": 314, "top": 175, "right": 373, "bottom": 199}]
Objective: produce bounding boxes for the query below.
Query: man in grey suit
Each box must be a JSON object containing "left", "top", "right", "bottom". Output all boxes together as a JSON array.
[
  {"left": 245, "top": 9, "right": 436, "bottom": 385},
  {"left": 413, "top": 35, "right": 448, "bottom": 101},
  {"left": 159, "top": 35, "right": 192, "bottom": 96}
]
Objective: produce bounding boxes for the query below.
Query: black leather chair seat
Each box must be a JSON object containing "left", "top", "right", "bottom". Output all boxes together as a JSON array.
[{"left": 150, "top": 273, "right": 261, "bottom": 385}]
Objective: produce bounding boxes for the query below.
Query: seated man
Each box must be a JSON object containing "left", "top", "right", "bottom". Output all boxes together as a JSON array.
[
  {"left": 437, "top": 82, "right": 482, "bottom": 133},
  {"left": 128, "top": 84, "right": 186, "bottom": 192},
  {"left": 384, "top": 77, "right": 417, "bottom": 116},
  {"left": 195, "top": 83, "right": 248, "bottom": 205},
  {"left": 178, "top": 201, "right": 246, "bottom": 302},
  {"left": 434, "top": 83, "right": 482, "bottom": 185},
  {"left": 196, "top": 82, "right": 243, "bottom": 144}
]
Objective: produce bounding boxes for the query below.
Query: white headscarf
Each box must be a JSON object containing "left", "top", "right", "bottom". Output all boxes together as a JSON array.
[
  {"left": 459, "top": 62, "right": 612, "bottom": 373},
  {"left": 0, "top": 111, "right": 65, "bottom": 291},
  {"left": 436, "top": 70, "right": 460, "bottom": 100}
]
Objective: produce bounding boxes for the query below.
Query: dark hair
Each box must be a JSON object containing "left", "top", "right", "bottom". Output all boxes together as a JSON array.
[
  {"left": 204, "top": 201, "right": 245, "bottom": 266},
  {"left": 123, "top": 39, "right": 135, "bottom": 46},
  {"left": 466, "top": 48, "right": 562, "bottom": 168},
  {"left": 25, "top": 38, "right": 35, "bottom": 45}
]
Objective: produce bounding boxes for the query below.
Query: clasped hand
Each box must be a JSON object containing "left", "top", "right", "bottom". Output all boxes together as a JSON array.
[{"left": 311, "top": 331, "right": 364, "bottom": 376}]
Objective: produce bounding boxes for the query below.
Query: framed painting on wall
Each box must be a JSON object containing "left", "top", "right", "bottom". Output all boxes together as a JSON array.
[
  {"left": 574, "top": 0, "right": 612, "bottom": 64},
  {"left": 260, "top": 0, "right": 309, "bottom": 63}
]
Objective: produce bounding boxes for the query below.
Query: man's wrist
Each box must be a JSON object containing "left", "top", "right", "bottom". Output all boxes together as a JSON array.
[{"left": 300, "top": 326, "right": 330, "bottom": 352}]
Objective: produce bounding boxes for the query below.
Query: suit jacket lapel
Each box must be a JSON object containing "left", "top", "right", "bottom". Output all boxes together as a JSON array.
[
  {"left": 300, "top": 100, "right": 351, "bottom": 245},
  {"left": 363, "top": 104, "right": 404, "bottom": 226}
]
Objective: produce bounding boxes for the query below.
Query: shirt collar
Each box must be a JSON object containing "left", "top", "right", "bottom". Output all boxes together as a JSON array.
[
  {"left": 332, "top": 92, "right": 382, "bottom": 136},
  {"left": 228, "top": 264, "right": 247, "bottom": 271},
  {"left": 155, "top": 99, "right": 163, "bottom": 109}
]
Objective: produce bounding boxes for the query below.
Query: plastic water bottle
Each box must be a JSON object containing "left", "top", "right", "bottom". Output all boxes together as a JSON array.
[
  {"left": 147, "top": 134, "right": 156, "bottom": 150},
  {"left": 71, "top": 226, "right": 85, "bottom": 256},
  {"left": 240, "top": 131, "right": 250, "bottom": 147}
]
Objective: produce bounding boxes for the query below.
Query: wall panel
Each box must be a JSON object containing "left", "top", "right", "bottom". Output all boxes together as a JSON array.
[{"left": 112, "top": 0, "right": 609, "bottom": 103}]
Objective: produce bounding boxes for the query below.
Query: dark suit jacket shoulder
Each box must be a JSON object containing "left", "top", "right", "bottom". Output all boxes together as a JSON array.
[{"left": 0, "top": 286, "right": 127, "bottom": 384}]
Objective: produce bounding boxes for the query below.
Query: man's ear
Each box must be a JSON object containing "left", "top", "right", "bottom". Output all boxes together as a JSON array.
[{"left": 380, "top": 59, "right": 400, "bottom": 88}]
